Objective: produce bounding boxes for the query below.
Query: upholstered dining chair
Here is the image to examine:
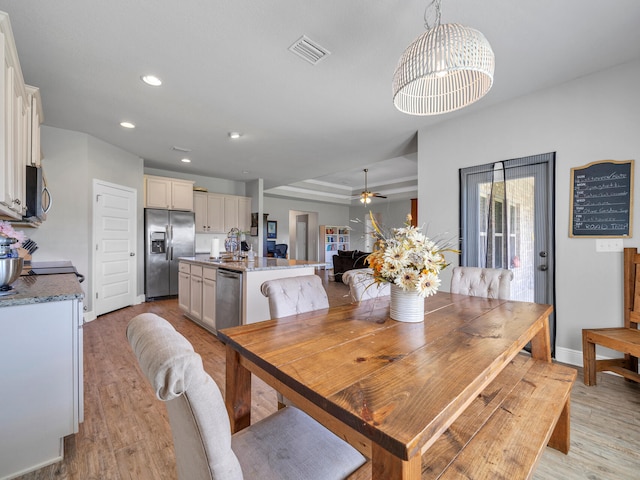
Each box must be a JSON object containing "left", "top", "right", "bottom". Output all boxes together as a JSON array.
[
  {"left": 341, "top": 268, "right": 390, "bottom": 302},
  {"left": 127, "top": 313, "right": 367, "bottom": 480},
  {"left": 260, "top": 275, "right": 329, "bottom": 407},
  {"left": 260, "top": 274, "right": 329, "bottom": 319},
  {"left": 450, "top": 266, "right": 514, "bottom": 300}
]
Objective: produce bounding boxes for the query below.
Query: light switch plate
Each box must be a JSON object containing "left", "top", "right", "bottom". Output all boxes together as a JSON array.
[{"left": 595, "top": 238, "right": 624, "bottom": 252}]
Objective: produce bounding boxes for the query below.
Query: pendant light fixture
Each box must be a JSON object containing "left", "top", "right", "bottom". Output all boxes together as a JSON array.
[{"left": 392, "top": 0, "right": 494, "bottom": 115}]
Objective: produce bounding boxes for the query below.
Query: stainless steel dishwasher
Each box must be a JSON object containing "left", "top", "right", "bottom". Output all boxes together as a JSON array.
[{"left": 216, "top": 268, "right": 243, "bottom": 330}]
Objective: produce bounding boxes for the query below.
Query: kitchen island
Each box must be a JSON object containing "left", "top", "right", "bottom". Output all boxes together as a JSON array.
[
  {"left": 178, "top": 255, "right": 325, "bottom": 333},
  {"left": 0, "top": 273, "right": 84, "bottom": 479}
]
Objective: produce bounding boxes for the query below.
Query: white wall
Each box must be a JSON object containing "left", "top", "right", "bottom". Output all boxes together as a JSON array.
[
  {"left": 418, "top": 60, "right": 640, "bottom": 365},
  {"left": 28, "top": 126, "right": 144, "bottom": 317}
]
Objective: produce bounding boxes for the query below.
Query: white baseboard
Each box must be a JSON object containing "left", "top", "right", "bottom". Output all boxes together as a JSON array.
[
  {"left": 555, "top": 346, "right": 623, "bottom": 378},
  {"left": 555, "top": 347, "right": 584, "bottom": 367},
  {"left": 83, "top": 295, "right": 146, "bottom": 324}
]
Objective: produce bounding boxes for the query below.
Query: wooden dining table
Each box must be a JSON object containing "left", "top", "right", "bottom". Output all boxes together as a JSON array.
[{"left": 218, "top": 291, "right": 557, "bottom": 479}]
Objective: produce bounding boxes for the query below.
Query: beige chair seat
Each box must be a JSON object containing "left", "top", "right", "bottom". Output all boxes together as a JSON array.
[{"left": 127, "top": 313, "right": 366, "bottom": 480}]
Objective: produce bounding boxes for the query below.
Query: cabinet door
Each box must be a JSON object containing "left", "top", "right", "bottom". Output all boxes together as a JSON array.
[
  {"left": 193, "top": 192, "right": 208, "bottom": 232},
  {"left": 26, "top": 87, "right": 42, "bottom": 167},
  {"left": 207, "top": 194, "right": 225, "bottom": 233},
  {"left": 238, "top": 196, "right": 251, "bottom": 233},
  {"left": 145, "top": 176, "right": 170, "bottom": 208},
  {"left": 171, "top": 180, "right": 194, "bottom": 211},
  {"left": 189, "top": 274, "right": 203, "bottom": 321},
  {"left": 202, "top": 276, "right": 216, "bottom": 331},
  {"left": 178, "top": 271, "right": 190, "bottom": 312},
  {"left": 0, "top": 66, "right": 21, "bottom": 218},
  {"left": 223, "top": 196, "right": 239, "bottom": 233}
]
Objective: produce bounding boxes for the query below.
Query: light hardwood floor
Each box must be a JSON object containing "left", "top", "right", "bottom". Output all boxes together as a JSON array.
[{"left": 14, "top": 273, "right": 640, "bottom": 480}]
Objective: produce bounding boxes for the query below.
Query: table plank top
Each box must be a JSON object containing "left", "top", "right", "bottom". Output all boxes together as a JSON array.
[{"left": 219, "top": 291, "right": 553, "bottom": 461}]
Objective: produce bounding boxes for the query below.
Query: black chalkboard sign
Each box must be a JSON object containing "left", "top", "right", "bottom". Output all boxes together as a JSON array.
[{"left": 570, "top": 160, "right": 634, "bottom": 237}]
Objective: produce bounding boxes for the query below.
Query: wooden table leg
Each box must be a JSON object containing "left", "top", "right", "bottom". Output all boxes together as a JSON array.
[
  {"left": 530, "top": 314, "right": 552, "bottom": 362},
  {"left": 582, "top": 330, "right": 597, "bottom": 386},
  {"left": 371, "top": 443, "right": 421, "bottom": 480},
  {"left": 225, "top": 344, "right": 252, "bottom": 433}
]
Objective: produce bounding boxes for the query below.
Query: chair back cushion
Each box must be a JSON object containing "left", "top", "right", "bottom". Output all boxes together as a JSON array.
[
  {"left": 127, "top": 313, "right": 243, "bottom": 480},
  {"left": 342, "top": 268, "right": 390, "bottom": 302},
  {"left": 450, "top": 266, "right": 514, "bottom": 300},
  {"left": 260, "top": 275, "right": 329, "bottom": 318}
]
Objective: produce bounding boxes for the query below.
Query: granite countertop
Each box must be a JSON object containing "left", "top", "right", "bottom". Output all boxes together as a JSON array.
[
  {"left": 0, "top": 273, "right": 84, "bottom": 307},
  {"left": 180, "top": 254, "right": 325, "bottom": 272}
]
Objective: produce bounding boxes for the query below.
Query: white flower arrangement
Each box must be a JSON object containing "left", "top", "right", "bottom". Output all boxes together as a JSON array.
[{"left": 365, "top": 213, "right": 456, "bottom": 298}]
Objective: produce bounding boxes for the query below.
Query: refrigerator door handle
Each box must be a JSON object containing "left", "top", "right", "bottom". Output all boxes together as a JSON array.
[{"left": 165, "top": 225, "right": 170, "bottom": 261}]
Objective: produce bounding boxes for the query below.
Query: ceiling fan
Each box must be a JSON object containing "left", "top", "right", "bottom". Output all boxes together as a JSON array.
[{"left": 354, "top": 168, "right": 387, "bottom": 204}]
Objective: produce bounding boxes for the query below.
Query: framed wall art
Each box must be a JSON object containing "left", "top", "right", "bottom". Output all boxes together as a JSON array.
[
  {"left": 267, "top": 220, "right": 277, "bottom": 239},
  {"left": 569, "top": 159, "right": 634, "bottom": 238}
]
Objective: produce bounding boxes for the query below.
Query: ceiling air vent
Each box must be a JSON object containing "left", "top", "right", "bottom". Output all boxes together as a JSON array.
[{"left": 288, "top": 35, "right": 330, "bottom": 65}]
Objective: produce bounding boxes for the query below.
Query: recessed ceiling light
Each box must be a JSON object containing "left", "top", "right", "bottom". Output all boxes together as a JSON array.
[
  {"left": 181, "top": 158, "right": 191, "bottom": 163},
  {"left": 228, "top": 132, "right": 242, "bottom": 139},
  {"left": 141, "top": 75, "right": 162, "bottom": 86},
  {"left": 120, "top": 121, "right": 135, "bottom": 129}
]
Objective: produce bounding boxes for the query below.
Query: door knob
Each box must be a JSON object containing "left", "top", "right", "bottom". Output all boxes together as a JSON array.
[
  {"left": 130, "top": 252, "right": 135, "bottom": 256},
  {"left": 539, "top": 251, "right": 547, "bottom": 258},
  {"left": 538, "top": 264, "right": 548, "bottom": 271}
]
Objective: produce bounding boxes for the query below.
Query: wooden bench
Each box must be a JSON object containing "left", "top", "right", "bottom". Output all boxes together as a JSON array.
[
  {"left": 582, "top": 247, "right": 640, "bottom": 386},
  {"left": 422, "top": 353, "right": 576, "bottom": 480}
]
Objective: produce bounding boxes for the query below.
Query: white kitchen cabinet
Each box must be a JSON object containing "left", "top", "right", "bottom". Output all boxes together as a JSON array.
[
  {"left": 207, "top": 194, "right": 225, "bottom": 233},
  {"left": 179, "top": 261, "right": 217, "bottom": 334},
  {"left": 193, "top": 192, "right": 250, "bottom": 234},
  {"left": 144, "top": 175, "right": 194, "bottom": 211},
  {"left": 238, "top": 196, "right": 251, "bottom": 233},
  {"left": 0, "top": 297, "right": 83, "bottom": 479},
  {"left": 26, "top": 86, "right": 43, "bottom": 167},
  {"left": 202, "top": 267, "right": 216, "bottom": 331},
  {"left": 0, "top": 12, "right": 33, "bottom": 220},
  {"left": 194, "top": 192, "right": 224, "bottom": 233},
  {"left": 189, "top": 264, "right": 203, "bottom": 321},
  {"left": 178, "top": 263, "right": 190, "bottom": 312},
  {"left": 223, "top": 195, "right": 239, "bottom": 233}
]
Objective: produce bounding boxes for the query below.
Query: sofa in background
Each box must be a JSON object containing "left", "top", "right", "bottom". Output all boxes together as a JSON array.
[{"left": 332, "top": 250, "right": 370, "bottom": 282}]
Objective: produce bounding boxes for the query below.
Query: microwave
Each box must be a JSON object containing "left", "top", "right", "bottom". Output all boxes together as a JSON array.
[{"left": 25, "top": 165, "right": 50, "bottom": 221}]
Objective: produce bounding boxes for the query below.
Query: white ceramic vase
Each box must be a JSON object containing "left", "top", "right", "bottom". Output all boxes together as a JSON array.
[{"left": 389, "top": 284, "right": 425, "bottom": 323}]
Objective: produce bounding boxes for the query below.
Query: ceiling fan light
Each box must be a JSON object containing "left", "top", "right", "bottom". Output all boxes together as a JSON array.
[{"left": 392, "top": 23, "right": 494, "bottom": 115}]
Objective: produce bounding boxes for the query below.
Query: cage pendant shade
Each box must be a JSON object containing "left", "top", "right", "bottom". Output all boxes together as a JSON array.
[{"left": 393, "top": 23, "right": 494, "bottom": 115}]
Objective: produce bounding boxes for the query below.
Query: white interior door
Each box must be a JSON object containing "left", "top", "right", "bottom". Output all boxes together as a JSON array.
[{"left": 93, "top": 180, "right": 136, "bottom": 316}]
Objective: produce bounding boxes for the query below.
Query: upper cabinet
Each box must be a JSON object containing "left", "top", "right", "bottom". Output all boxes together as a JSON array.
[
  {"left": 144, "top": 175, "right": 194, "bottom": 211},
  {"left": 194, "top": 192, "right": 251, "bottom": 234},
  {"left": 0, "top": 12, "right": 40, "bottom": 220},
  {"left": 26, "top": 86, "right": 43, "bottom": 167}
]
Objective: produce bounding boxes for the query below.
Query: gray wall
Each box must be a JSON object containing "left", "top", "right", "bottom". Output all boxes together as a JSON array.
[
  {"left": 264, "top": 196, "right": 351, "bottom": 259},
  {"left": 29, "top": 126, "right": 144, "bottom": 317},
  {"left": 418, "top": 60, "right": 640, "bottom": 365},
  {"left": 349, "top": 200, "right": 413, "bottom": 251}
]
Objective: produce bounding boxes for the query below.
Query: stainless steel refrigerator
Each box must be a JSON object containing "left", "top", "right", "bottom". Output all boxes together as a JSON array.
[{"left": 144, "top": 208, "right": 195, "bottom": 299}]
